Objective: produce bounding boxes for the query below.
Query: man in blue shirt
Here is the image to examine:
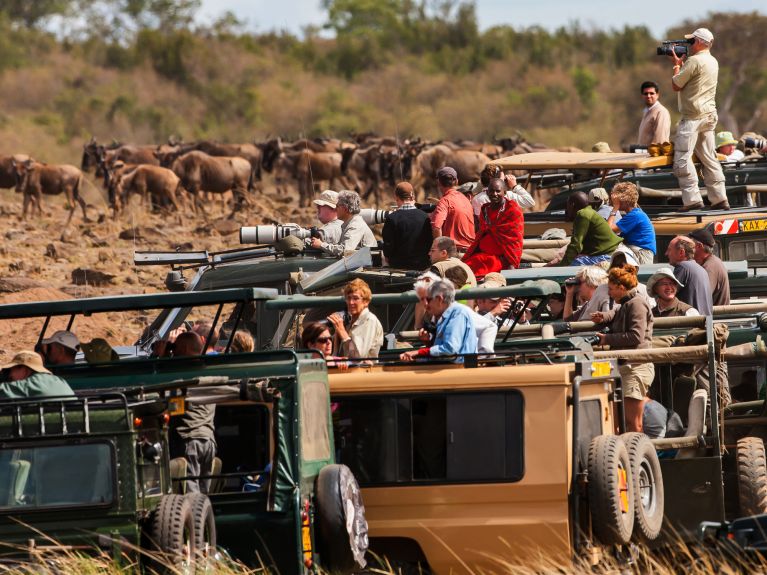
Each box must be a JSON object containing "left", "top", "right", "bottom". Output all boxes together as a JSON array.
[
  {"left": 400, "top": 279, "right": 478, "bottom": 362},
  {"left": 606, "top": 181, "right": 656, "bottom": 265}
]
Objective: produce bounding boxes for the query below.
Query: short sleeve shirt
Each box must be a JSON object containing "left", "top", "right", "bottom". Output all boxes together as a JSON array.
[
  {"left": 431, "top": 189, "right": 475, "bottom": 250},
  {"left": 673, "top": 51, "right": 718, "bottom": 120},
  {"left": 616, "top": 207, "right": 656, "bottom": 254}
]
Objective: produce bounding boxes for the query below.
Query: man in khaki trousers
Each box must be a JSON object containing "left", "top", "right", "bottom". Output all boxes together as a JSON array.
[{"left": 670, "top": 27, "right": 729, "bottom": 211}]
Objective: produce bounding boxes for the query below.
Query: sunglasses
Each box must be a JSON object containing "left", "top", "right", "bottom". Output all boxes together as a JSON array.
[{"left": 314, "top": 336, "right": 333, "bottom": 344}]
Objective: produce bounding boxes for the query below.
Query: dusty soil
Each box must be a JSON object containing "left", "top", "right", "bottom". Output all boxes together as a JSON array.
[{"left": 0, "top": 181, "right": 320, "bottom": 361}]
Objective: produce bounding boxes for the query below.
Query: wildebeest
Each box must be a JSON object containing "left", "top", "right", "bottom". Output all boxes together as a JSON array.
[
  {"left": 409, "top": 145, "right": 491, "bottom": 198},
  {"left": 156, "top": 140, "right": 262, "bottom": 186},
  {"left": 13, "top": 159, "right": 90, "bottom": 227},
  {"left": 111, "top": 164, "right": 184, "bottom": 215},
  {"left": 0, "top": 154, "right": 32, "bottom": 190},
  {"left": 171, "top": 151, "right": 252, "bottom": 217},
  {"left": 82, "top": 138, "right": 158, "bottom": 176},
  {"left": 278, "top": 149, "right": 353, "bottom": 207}
]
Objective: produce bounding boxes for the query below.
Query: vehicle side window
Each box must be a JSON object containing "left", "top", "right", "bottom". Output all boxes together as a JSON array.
[
  {"left": 334, "top": 391, "right": 525, "bottom": 486},
  {"left": 728, "top": 238, "right": 767, "bottom": 263}
]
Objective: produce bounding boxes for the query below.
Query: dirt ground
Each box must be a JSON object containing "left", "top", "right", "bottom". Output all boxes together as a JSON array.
[{"left": 0, "top": 180, "right": 323, "bottom": 361}]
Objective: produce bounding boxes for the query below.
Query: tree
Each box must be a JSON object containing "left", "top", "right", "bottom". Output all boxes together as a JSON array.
[{"left": 0, "top": 0, "right": 73, "bottom": 28}]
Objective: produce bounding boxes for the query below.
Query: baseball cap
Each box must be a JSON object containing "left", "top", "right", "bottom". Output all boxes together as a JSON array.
[
  {"left": 647, "top": 267, "right": 684, "bottom": 295},
  {"left": 688, "top": 228, "right": 716, "bottom": 248},
  {"left": 313, "top": 190, "right": 338, "bottom": 208},
  {"left": 588, "top": 187, "right": 610, "bottom": 204},
  {"left": 436, "top": 166, "right": 458, "bottom": 180},
  {"left": 478, "top": 272, "right": 507, "bottom": 289},
  {"left": 715, "top": 131, "right": 738, "bottom": 149},
  {"left": 1, "top": 350, "right": 51, "bottom": 374},
  {"left": 41, "top": 330, "right": 80, "bottom": 352},
  {"left": 685, "top": 28, "right": 714, "bottom": 43}
]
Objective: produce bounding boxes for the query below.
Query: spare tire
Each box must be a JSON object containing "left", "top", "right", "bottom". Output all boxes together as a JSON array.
[
  {"left": 315, "top": 464, "right": 369, "bottom": 573},
  {"left": 622, "top": 432, "right": 664, "bottom": 541},
  {"left": 588, "top": 435, "right": 634, "bottom": 545},
  {"left": 185, "top": 492, "right": 216, "bottom": 567},
  {"left": 146, "top": 493, "right": 195, "bottom": 573},
  {"left": 737, "top": 436, "right": 767, "bottom": 516}
]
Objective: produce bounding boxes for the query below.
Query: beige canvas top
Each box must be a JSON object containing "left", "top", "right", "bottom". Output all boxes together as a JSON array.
[{"left": 489, "top": 152, "right": 673, "bottom": 170}]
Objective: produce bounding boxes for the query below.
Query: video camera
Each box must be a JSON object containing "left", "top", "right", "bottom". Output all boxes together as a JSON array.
[
  {"left": 656, "top": 38, "right": 694, "bottom": 58},
  {"left": 239, "top": 223, "right": 320, "bottom": 245}
]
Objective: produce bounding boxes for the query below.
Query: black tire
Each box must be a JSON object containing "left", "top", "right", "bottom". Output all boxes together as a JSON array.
[
  {"left": 147, "top": 493, "right": 195, "bottom": 573},
  {"left": 315, "top": 464, "right": 369, "bottom": 574},
  {"left": 185, "top": 492, "right": 216, "bottom": 566},
  {"left": 621, "top": 432, "right": 664, "bottom": 541},
  {"left": 587, "top": 435, "right": 634, "bottom": 545},
  {"left": 737, "top": 436, "right": 767, "bottom": 516}
]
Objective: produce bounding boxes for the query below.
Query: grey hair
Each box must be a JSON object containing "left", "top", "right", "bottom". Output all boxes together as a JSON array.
[
  {"left": 426, "top": 278, "right": 456, "bottom": 306},
  {"left": 337, "top": 190, "right": 361, "bottom": 214},
  {"left": 414, "top": 271, "right": 441, "bottom": 293},
  {"left": 675, "top": 235, "right": 696, "bottom": 260},
  {"left": 576, "top": 265, "right": 608, "bottom": 288},
  {"left": 433, "top": 236, "right": 457, "bottom": 258}
]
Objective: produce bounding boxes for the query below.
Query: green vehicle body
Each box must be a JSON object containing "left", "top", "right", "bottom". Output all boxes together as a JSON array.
[{"left": 0, "top": 288, "right": 366, "bottom": 574}]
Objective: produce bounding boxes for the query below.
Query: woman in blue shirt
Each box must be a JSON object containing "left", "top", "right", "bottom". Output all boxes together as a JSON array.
[{"left": 606, "top": 182, "right": 656, "bottom": 265}]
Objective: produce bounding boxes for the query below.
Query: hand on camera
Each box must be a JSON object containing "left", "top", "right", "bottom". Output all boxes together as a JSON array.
[{"left": 309, "top": 237, "right": 323, "bottom": 249}]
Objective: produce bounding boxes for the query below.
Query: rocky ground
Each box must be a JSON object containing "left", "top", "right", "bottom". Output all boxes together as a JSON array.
[{"left": 0, "top": 180, "right": 323, "bottom": 360}]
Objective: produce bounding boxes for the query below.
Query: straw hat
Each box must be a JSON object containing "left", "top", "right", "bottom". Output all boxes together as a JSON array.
[{"left": 1, "top": 351, "right": 50, "bottom": 374}]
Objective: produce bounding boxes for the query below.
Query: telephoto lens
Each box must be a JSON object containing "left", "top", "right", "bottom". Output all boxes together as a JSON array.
[
  {"left": 744, "top": 137, "right": 767, "bottom": 150},
  {"left": 359, "top": 208, "right": 392, "bottom": 225},
  {"left": 239, "top": 224, "right": 310, "bottom": 244}
]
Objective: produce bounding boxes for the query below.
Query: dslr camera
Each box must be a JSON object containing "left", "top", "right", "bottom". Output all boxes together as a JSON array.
[{"left": 656, "top": 38, "right": 694, "bottom": 58}]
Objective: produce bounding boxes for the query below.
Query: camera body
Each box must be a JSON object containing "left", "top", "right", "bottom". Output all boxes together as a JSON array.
[{"left": 656, "top": 38, "right": 694, "bottom": 57}]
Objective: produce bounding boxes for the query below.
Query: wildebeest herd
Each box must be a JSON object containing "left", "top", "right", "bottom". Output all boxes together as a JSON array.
[{"left": 0, "top": 134, "right": 581, "bottom": 228}]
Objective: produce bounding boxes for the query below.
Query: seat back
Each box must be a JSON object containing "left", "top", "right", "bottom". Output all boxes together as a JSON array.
[
  {"left": 677, "top": 389, "right": 708, "bottom": 459},
  {"left": 169, "top": 457, "right": 187, "bottom": 494},
  {"left": 208, "top": 457, "right": 224, "bottom": 494}
]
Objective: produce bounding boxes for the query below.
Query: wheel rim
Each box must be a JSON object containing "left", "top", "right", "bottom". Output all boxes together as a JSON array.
[
  {"left": 638, "top": 458, "right": 657, "bottom": 516},
  {"left": 617, "top": 461, "right": 630, "bottom": 514}
]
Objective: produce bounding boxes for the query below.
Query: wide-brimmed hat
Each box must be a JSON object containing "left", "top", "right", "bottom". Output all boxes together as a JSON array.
[
  {"left": 40, "top": 330, "right": 80, "bottom": 352},
  {"left": 592, "top": 142, "right": 612, "bottom": 153},
  {"left": 313, "top": 190, "right": 338, "bottom": 208},
  {"left": 610, "top": 247, "right": 639, "bottom": 268},
  {"left": 541, "top": 228, "right": 567, "bottom": 240},
  {"left": 685, "top": 28, "right": 714, "bottom": 44},
  {"left": 1, "top": 350, "right": 50, "bottom": 374},
  {"left": 81, "top": 338, "right": 119, "bottom": 364},
  {"left": 647, "top": 267, "right": 684, "bottom": 295},
  {"left": 715, "top": 131, "right": 738, "bottom": 149}
]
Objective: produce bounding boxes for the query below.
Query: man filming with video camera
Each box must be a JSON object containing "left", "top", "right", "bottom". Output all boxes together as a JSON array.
[{"left": 668, "top": 27, "right": 729, "bottom": 211}]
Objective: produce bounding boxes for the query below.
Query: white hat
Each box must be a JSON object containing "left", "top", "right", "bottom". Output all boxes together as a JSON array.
[
  {"left": 313, "top": 190, "right": 338, "bottom": 208},
  {"left": 588, "top": 188, "right": 610, "bottom": 204},
  {"left": 685, "top": 28, "right": 714, "bottom": 44},
  {"left": 647, "top": 267, "right": 684, "bottom": 295}
]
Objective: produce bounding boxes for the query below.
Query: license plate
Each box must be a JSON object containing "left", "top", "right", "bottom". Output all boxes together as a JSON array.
[
  {"left": 591, "top": 361, "right": 612, "bottom": 378},
  {"left": 168, "top": 396, "right": 185, "bottom": 416},
  {"left": 739, "top": 219, "right": 767, "bottom": 233}
]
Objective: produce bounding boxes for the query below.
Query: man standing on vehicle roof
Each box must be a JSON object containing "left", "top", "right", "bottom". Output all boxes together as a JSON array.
[
  {"left": 637, "top": 81, "right": 671, "bottom": 147},
  {"left": 665, "top": 235, "right": 713, "bottom": 315},
  {"left": 688, "top": 228, "right": 730, "bottom": 306},
  {"left": 0, "top": 351, "right": 74, "bottom": 398},
  {"left": 670, "top": 27, "right": 730, "bottom": 211}
]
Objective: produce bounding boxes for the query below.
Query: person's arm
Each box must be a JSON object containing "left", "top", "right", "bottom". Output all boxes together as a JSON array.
[
  {"left": 655, "top": 107, "right": 671, "bottom": 143},
  {"left": 563, "top": 283, "right": 577, "bottom": 320},
  {"left": 671, "top": 55, "right": 692, "bottom": 92},
  {"left": 381, "top": 219, "right": 394, "bottom": 260},
  {"left": 429, "top": 314, "right": 469, "bottom": 356},
  {"left": 559, "top": 212, "right": 588, "bottom": 266},
  {"left": 607, "top": 209, "right": 621, "bottom": 232},
  {"left": 322, "top": 220, "right": 366, "bottom": 257},
  {"left": 504, "top": 174, "right": 535, "bottom": 209},
  {"left": 431, "top": 200, "right": 447, "bottom": 238}
]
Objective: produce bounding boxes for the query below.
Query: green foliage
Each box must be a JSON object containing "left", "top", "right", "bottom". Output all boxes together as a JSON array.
[
  {"left": 571, "top": 66, "right": 598, "bottom": 109},
  {"left": 0, "top": 0, "right": 72, "bottom": 28}
]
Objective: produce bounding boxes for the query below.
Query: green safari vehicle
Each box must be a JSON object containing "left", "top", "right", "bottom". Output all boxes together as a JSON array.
[{"left": 0, "top": 288, "right": 368, "bottom": 574}]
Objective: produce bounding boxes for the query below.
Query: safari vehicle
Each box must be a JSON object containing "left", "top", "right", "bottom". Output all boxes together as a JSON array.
[
  {"left": 489, "top": 152, "right": 767, "bottom": 268},
  {"left": 0, "top": 288, "right": 368, "bottom": 574}
]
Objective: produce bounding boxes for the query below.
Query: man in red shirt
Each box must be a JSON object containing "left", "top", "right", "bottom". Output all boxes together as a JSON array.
[
  {"left": 430, "top": 166, "right": 475, "bottom": 252},
  {"left": 463, "top": 178, "right": 524, "bottom": 278}
]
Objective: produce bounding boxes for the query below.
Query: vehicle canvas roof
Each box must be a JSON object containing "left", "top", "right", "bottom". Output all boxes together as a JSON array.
[{"left": 489, "top": 152, "right": 673, "bottom": 171}]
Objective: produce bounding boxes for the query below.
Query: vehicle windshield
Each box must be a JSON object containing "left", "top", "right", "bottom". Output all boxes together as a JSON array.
[{"left": 0, "top": 443, "right": 114, "bottom": 510}]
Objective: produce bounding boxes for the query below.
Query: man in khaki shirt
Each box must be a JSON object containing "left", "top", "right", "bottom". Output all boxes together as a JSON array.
[
  {"left": 670, "top": 27, "right": 728, "bottom": 211},
  {"left": 637, "top": 81, "right": 671, "bottom": 146}
]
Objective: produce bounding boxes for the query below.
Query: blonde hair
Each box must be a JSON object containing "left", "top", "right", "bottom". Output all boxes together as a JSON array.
[
  {"left": 611, "top": 182, "right": 639, "bottom": 209},
  {"left": 576, "top": 265, "right": 608, "bottom": 288},
  {"left": 343, "top": 278, "right": 372, "bottom": 302}
]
